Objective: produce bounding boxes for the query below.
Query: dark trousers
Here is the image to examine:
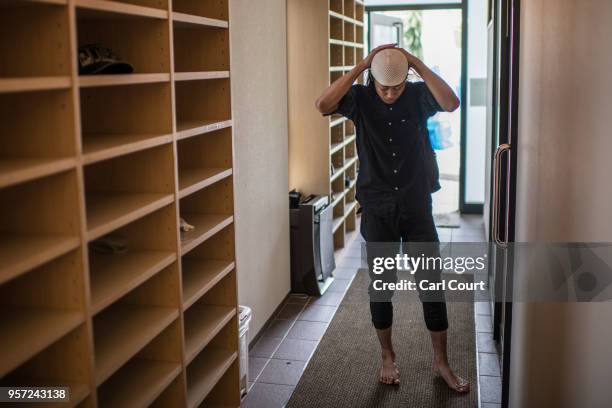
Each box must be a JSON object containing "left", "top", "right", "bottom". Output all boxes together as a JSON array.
[{"left": 360, "top": 202, "right": 449, "bottom": 332}]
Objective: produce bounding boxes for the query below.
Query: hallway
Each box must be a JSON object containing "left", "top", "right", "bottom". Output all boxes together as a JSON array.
[{"left": 243, "top": 215, "right": 499, "bottom": 408}]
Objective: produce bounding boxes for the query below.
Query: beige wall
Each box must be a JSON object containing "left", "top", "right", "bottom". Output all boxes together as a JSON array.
[
  {"left": 511, "top": 1, "right": 612, "bottom": 406},
  {"left": 229, "top": 0, "right": 290, "bottom": 341}
]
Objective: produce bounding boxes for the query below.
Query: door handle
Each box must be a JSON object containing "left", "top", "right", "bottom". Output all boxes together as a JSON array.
[
  {"left": 492, "top": 143, "right": 511, "bottom": 248},
  {"left": 392, "top": 22, "right": 403, "bottom": 48}
]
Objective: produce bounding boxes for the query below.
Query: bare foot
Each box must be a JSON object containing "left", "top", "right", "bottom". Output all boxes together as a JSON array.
[
  {"left": 391, "top": 354, "right": 400, "bottom": 377},
  {"left": 432, "top": 361, "right": 469, "bottom": 393},
  {"left": 393, "top": 362, "right": 400, "bottom": 376},
  {"left": 380, "top": 350, "right": 400, "bottom": 385}
]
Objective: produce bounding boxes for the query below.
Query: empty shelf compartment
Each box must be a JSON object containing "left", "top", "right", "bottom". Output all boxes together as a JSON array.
[
  {"left": 174, "top": 23, "right": 229, "bottom": 72},
  {"left": 83, "top": 144, "right": 174, "bottom": 240},
  {"left": 0, "top": 2, "right": 70, "bottom": 78},
  {"left": 0, "top": 90, "right": 76, "bottom": 188},
  {"left": 177, "top": 127, "right": 233, "bottom": 198},
  {"left": 93, "top": 302, "right": 178, "bottom": 385},
  {"left": 0, "top": 172, "right": 80, "bottom": 284},
  {"left": 175, "top": 79, "right": 231, "bottom": 138},
  {"left": 173, "top": 0, "right": 228, "bottom": 21}
]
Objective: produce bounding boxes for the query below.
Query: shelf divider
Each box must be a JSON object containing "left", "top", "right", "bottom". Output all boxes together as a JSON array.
[
  {"left": 172, "top": 12, "right": 228, "bottom": 28},
  {"left": 176, "top": 119, "right": 233, "bottom": 141},
  {"left": 179, "top": 168, "right": 232, "bottom": 199},
  {"left": 174, "top": 71, "right": 230, "bottom": 82},
  {"left": 79, "top": 73, "right": 170, "bottom": 88},
  {"left": 82, "top": 133, "right": 173, "bottom": 165},
  {"left": 0, "top": 77, "right": 71, "bottom": 94},
  {"left": 75, "top": 0, "right": 169, "bottom": 19},
  {"left": 0, "top": 158, "right": 76, "bottom": 190}
]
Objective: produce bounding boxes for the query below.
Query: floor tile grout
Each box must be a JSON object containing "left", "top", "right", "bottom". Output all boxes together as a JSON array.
[
  {"left": 249, "top": 301, "right": 310, "bottom": 385},
  {"left": 474, "top": 296, "right": 501, "bottom": 408}
]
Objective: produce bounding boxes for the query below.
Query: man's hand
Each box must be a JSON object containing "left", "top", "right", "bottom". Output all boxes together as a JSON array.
[
  {"left": 316, "top": 44, "right": 398, "bottom": 114},
  {"left": 395, "top": 47, "right": 460, "bottom": 112},
  {"left": 360, "top": 43, "right": 397, "bottom": 70},
  {"left": 396, "top": 47, "right": 421, "bottom": 70}
]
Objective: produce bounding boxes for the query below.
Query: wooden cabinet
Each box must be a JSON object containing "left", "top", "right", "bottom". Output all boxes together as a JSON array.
[{"left": 0, "top": 0, "right": 239, "bottom": 406}]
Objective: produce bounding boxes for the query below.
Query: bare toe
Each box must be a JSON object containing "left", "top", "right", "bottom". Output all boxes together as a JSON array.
[
  {"left": 454, "top": 376, "right": 470, "bottom": 392},
  {"left": 432, "top": 362, "right": 470, "bottom": 393},
  {"left": 380, "top": 354, "right": 400, "bottom": 385}
]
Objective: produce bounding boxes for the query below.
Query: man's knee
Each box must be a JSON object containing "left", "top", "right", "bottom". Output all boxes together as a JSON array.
[
  {"left": 371, "top": 301, "right": 393, "bottom": 330},
  {"left": 422, "top": 301, "right": 448, "bottom": 332}
]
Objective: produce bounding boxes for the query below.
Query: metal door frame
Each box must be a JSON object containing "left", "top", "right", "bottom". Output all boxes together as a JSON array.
[{"left": 488, "top": 0, "right": 520, "bottom": 406}]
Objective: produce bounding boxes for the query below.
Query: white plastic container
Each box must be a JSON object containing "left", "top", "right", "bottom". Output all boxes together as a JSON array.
[{"left": 239, "top": 305, "right": 252, "bottom": 397}]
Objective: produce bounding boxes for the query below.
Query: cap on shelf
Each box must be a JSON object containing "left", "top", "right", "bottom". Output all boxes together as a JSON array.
[{"left": 78, "top": 44, "right": 134, "bottom": 75}]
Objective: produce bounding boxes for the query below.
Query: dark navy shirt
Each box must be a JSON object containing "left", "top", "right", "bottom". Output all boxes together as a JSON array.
[{"left": 326, "top": 81, "right": 443, "bottom": 217}]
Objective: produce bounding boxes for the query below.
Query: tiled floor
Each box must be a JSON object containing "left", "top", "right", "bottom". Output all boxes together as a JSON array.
[
  {"left": 242, "top": 214, "right": 501, "bottom": 408},
  {"left": 474, "top": 302, "right": 502, "bottom": 408}
]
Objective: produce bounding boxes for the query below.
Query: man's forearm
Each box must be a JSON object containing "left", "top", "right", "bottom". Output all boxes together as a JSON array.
[
  {"left": 412, "top": 59, "right": 460, "bottom": 112},
  {"left": 315, "top": 62, "right": 366, "bottom": 114}
]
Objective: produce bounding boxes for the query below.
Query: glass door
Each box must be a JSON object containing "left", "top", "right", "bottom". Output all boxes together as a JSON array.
[
  {"left": 368, "top": 5, "right": 465, "bottom": 216},
  {"left": 369, "top": 13, "right": 404, "bottom": 48}
]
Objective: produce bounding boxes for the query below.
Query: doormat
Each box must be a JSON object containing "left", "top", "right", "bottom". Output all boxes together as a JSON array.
[{"left": 285, "top": 269, "right": 477, "bottom": 408}]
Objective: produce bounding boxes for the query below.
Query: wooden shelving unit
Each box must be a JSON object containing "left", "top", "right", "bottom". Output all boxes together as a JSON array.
[
  {"left": 0, "top": 0, "right": 240, "bottom": 406},
  {"left": 288, "top": 0, "right": 364, "bottom": 255}
]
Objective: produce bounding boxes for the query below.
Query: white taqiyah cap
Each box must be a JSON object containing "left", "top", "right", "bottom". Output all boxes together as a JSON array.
[{"left": 370, "top": 48, "right": 409, "bottom": 87}]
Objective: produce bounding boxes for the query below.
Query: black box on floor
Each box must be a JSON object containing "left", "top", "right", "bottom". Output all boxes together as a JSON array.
[{"left": 289, "top": 194, "right": 335, "bottom": 295}]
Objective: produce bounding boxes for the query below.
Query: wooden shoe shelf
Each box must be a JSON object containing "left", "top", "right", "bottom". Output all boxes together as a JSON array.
[
  {"left": 0, "top": 0, "right": 240, "bottom": 406},
  {"left": 288, "top": 0, "right": 365, "bottom": 257}
]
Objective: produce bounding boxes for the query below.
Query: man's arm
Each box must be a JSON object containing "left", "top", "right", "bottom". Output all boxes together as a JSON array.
[
  {"left": 400, "top": 50, "right": 460, "bottom": 112},
  {"left": 315, "top": 43, "right": 396, "bottom": 115}
]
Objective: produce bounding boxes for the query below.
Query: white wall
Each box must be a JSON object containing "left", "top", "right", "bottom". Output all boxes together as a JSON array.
[
  {"left": 229, "top": 0, "right": 291, "bottom": 341},
  {"left": 511, "top": 1, "right": 612, "bottom": 406}
]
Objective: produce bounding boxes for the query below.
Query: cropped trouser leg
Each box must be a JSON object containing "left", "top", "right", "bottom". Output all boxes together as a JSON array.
[{"left": 361, "top": 204, "right": 448, "bottom": 332}]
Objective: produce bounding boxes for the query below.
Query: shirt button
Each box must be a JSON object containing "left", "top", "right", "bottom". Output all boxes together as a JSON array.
[
  {"left": 392, "top": 152, "right": 396, "bottom": 157},
  {"left": 388, "top": 122, "right": 392, "bottom": 126},
  {"left": 393, "top": 169, "right": 398, "bottom": 174},
  {"left": 390, "top": 107, "right": 393, "bottom": 111},
  {"left": 389, "top": 138, "right": 393, "bottom": 142},
  {"left": 394, "top": 186, "right": 399, "bottom": 191}
]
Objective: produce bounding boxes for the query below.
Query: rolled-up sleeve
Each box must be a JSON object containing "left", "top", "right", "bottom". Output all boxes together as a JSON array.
[
  {"left": 415, "top": 81, "right": 444, "bottom": 118},
  {"left": 322, "top": 84, "right": 360, "bottom": 122}
]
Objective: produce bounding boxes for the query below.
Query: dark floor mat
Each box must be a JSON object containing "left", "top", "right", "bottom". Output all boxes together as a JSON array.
[{"left": 286, "top": 269, "right": 478, "bottom": 408}]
